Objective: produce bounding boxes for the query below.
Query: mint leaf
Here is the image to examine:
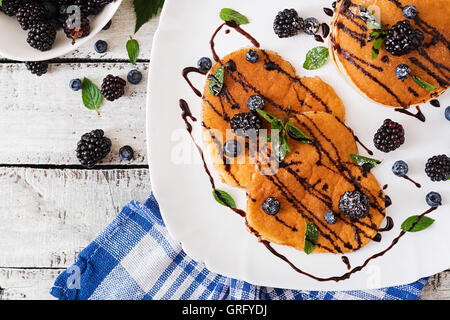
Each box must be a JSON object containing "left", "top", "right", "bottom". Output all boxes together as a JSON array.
[
  {"left": 208, "top": 66, "right": 224, "bottom": 96},
  {"left": 303, "top": 46, "right": 329, "bottom": 70},
  {"left": 213, "top": 189, "right": 236, "bottom": 208},
  {"left": 371, "top": 37, "right": 384, "bottom": 59},
  {"left": 286, "top": 121, "right": 312, "bottom": 144},
  {"left": 350, "top": 154, "right": 381, "bottom": 168},
  {"left": 133, "top": 0, "right": 164, "bottom": 34},
  {"left": 304, "top": 223, "right": 318, "bottom": 255},
  {"left": 82, "top": 77, "right": 103, "bottom": 115},
  {"left": 401, "top": 215, "right": 435, "bottom": 232},
  {"left": 219, "top": 8, "right": 249, "bottom": 25},
  {"left": 412, "top": 75, "right": 437, "bottom": 91},
  {"left": 126, "top": 37, "right": 140, "bottom": 65}
]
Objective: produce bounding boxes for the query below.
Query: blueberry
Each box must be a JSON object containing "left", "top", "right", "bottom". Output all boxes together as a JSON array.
[
  {"left": 324, "top": 210, "right": 338, "bottom": 224},
  {"left": 262, "top": 197, "right": 280, "bottom": 215},
  {"left": 426, "top": 192, "right": 442, "bottom": 207},
  {"left": 246, "top": 49, "right": 259, "bottom": 63},
  {"left": 197, "top": 57, "right": 212, "bottom": 74},
  {"left": 395, "top": 64, "right": 411, "bottom": 81},
  {"left": 392, "top": 160, "right": 408, "bottom": 177},
  {"left": 403, "top": 5, "right": 418, "bottom": 19},
  {"left": 94, "top": 40, "right": 108, "bottom": 53},
  {"left": 103, "top": 20, "right": 112, "bottom": 30},
  {"left": 247, "top": 95, "right": 265, "bottom": 111},
  {"left": 127, "top": 69, "right": 142, "bottom": 85},
  {"left": 69, "top": 78, "right": 82, "bottom": 91},
  {"left": 445, "top": 106, "right": 450, "bottom": 121},
  {"left": 223, "top": 140, "right": 242, "bottom": 158},
  {"left": 119, "top": 146, "right": 134, "bottom": 161},
  {"left": 303, "top": 17, "right": 320, "bottom": 35}
]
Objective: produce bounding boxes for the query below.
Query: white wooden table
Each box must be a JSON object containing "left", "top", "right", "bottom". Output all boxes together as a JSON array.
[{"left": 0, "top": 0, "right": 447, "bottom": 300}]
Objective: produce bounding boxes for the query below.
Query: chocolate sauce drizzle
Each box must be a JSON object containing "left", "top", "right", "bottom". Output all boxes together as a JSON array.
[
  {"left": 341, "top": 256, "right": 351, "bottom": 269},
  {"left": 182, "top": 67, "right": 205, "bottom": 97},
  {"left": 395, "top": 106, "right": 426, "bottom": 122}
]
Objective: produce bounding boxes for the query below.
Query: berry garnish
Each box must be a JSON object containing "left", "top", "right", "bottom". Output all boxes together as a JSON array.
[
  {"left": 76, "top": 129, "right": 112, "bottom": 168},
  {"left": 395, "top": 64, "right": 411, "bottom": 81},
  {"left": 403, "top": 5, "right": 418, "bottom": 19},
  {"left": 392, "top": 160, "right": 408, "bottom": 177},
  {"left": 230, "top": 112, "right": 262, "bottom": 137},
  {"left": 425, "top": 155, "right": 450, "bottom": 181},
  {"left": 426, "top": 192, "right": 442, "bottom": 207},
  {"left": 373, "top": 119, "right": 405, "bottom": 153},
  {"left": 69, "top": 78, "right": 82, "bottom": 91},
  {"left": 16, "top": 2, "right": 47, "bottom": 31},
  {"left": 223, "top": 140, "right": 242, "bottom": 158},
  {"left": 385, "top": 20, "right": 424, "bottom": 56},
  {"left": 101, "top": 74, "right": 126, "bottom": 101},
  {"left": 247, "top": 95, "right": 265, "bottom": 111},
  {"left": 27, "top": 21, "right": 57, "bottom": 51},
  {"left": 127, "top": 69, "right": 142, "bottom": 85},
  {"left": 338, "top": 190, "right": 370, "bottom": 220},
  {"left": 273, "top": 9, "right": 304, "bottom": 38},
  {"left": 303, "top": 17, "right": 320, "bottom": 35},
  {"left": 119, "top": 146, "right": 134, "bottom": 161},
  {"left": 262, "top": 197, "right": 280, "bottom": 215},
  {"left": 25, "top": 61, "right": 48, "bottom": 76},
  {"left": 445, "top": 106, "right": 450, "bottom": 121},
  {"left": 94, "top": 40, "right": 108, "bottom": 53},
  {"left": 324, "top": 210, "right": 338, "bottom": 224},
  {"left": 197, "top": 57, "right": 212, "bottom": 74},
  {"left": 246, "top": 49, "right": 259, "bottom": 63}
]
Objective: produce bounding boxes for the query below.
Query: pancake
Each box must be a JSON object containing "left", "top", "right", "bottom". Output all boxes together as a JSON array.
[
  {"left": 330, "top": 0, "right": 449, "bottom": 108},
  {"left": 246, "top": 111, "right": 386, "bottom": 254},
  {"left": 202, "top": 48, "right": 346, "bottom": 188}
]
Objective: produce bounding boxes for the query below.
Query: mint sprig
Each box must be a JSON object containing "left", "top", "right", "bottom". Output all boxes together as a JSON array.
[
  {"left": 219, "top": 8, "right": 249, "bottom": 25},
  {"left": 133, "top": 0, "right": 164, "bottom": 34},
  {"left": 303, "top": 46, "right": 329, "bottom": 70},
  {"left": 359, "top": 5, "right": 387, "bottom": 60},
  {"left": 349, "top": 154, "right": 381, "bottom": 169},
  {"left": 304, "top": 223, "right": 318, "bottom": 255},
  {"left": 213, "top": 189, "right": 236, "bottom": 208},
  {"left": 82, "top": 77, "right": 103, "bottom": 115},
  {"left": 412, "top": 75, "right": 437, "bottom": 91},
  {"left": 401, "top": 215, "right": 435, "bottom": 232},
  {"left": 126, "top": 37, "right": 140, "bottom": 65}
]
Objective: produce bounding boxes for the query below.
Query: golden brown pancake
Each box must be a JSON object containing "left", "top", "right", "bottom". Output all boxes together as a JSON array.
[
  {"left": 331, "top": 0, "right": 449, "bottom": 108},
  {"left": 246, "top": 111, "right": 386, "bottom": 254},
  {"left": 202, "top": 48, "right": 346, "bottom": 188}
]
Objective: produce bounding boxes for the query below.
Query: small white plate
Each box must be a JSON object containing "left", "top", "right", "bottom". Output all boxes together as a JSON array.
[
  {"left": 147, "top": 0, "right": 449, "bottom": 291},
  {"left": 0, "top": 0, "right": 122, "bottom": 61}
]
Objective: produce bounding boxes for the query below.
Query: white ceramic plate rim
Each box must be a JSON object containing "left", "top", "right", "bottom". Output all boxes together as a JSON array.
[
  {"left": 0, "top": 0, "right": 122, "bottom": 61},
  {"left": 146, "top": 0, "right": 450, "bottom": 291}
]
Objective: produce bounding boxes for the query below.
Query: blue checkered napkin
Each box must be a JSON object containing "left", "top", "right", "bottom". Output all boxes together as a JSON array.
[{"left": 50, "top": 194, "right": 428, "bottom": 300}]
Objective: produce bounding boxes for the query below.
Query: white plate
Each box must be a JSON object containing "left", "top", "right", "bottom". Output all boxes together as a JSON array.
[
  {"left": 0, "top": 0, "right": 122, "bottom": 61},
  {"left": 147, "top": 0, "right": 449, "bottom": 290}
]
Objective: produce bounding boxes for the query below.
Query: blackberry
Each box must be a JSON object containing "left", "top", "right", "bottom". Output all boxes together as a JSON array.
[
  {"left": 230, "top": 112, "right": 262, "bottom": 137},
  {"left": 385, "top": 20, "right": 424, "bottom": 56},
  {"left": 223, "top": 140, "right": 242, "bottom": 158},
  {"left": 426, "top": 192, "right": 442, "bottom": 207},
  {"left": 119, "top": 145, "right": 134, "bottom": 161},
  {"left": 273, "top": 9, "right": 304, "bottom": 38},
  {"left": 25, "top": 61, "right": 49, "bottom": 76},
  {"left": 0, "top": 0, "right": 22, "bottom": 16},
  {"left": 395, "top": 64, "right": 411, "bottom": 81},
  {"left": 425, "top": 155, "right": 450, "bottom": 181},
  {"left": 262, "top": 197, "right": 280, "bottom": 215},
  {"left": 338, "top": 190, "right": 370, "bottom": 220},
  {"left": 373, "top": 119, "right": 405, "bottom": 153},
  {"left": 324, "top": 210, "right": 338, "bottom": 225},
  {"left": 27, "top": 21, "right": 57, "bottom": 51},
  {"left": 76, "top": 129, "right": 112, "bottom": 168},
  {"left": 16, "top": 2, "right": 48, "bottom": 30},
  {"left": 63, "top": 14, "right": 90, "bottom": 44},
  {"left": 73, "top": 0, "right": 111, "bottom": 16},
  {"left": 101, "top": 74, "right": 126, "bottom": 101},
  {"left": 247, "top": 95, "right": 265, "bottom": 111}
]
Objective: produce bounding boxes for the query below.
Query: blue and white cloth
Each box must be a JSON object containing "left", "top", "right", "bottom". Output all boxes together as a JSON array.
[{"left": 51, "top": 194, "right": 428, "bottom": 300}]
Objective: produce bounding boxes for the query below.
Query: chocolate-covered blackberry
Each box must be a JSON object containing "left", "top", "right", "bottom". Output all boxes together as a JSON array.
[
  {"left": 16, "top": 2, "right": 48, "bottom": 30},
  {"left": 385, "top": 20, "right": 424, "bottom": 56},
  {"left": 76, "top": 129, "right": 112, "bottom": 168},
  {"left": 425, "top": 155, "right": 450, "bottom": 181},
  {"left": 27, "top": 21, "right": 57, "bottom": 51},
  {"left": 101, "top": 74, "right": 126, "bottom": 101},
  {"left": 230, "top": 112, "right": 262, "bottom": 137},
  {"left": 273, "top": 9, "right": 304, "bottom": 38},
  {"left": 25, "top": 61, "right": 49, "bottom": 76},
  {"left": 339, "top": 190, "right": 370, "bottom": 220},
  {"left": 373, "top": 119, "right": 405, "bottom": 153}
]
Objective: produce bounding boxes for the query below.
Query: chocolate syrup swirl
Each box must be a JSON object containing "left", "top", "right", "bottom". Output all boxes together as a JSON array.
[
  {"left": 395, "top": 106, "right": 426, "bottom": 122},
  {"left": 182, "top": 67, "right": 204, "bottom": 97}
]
